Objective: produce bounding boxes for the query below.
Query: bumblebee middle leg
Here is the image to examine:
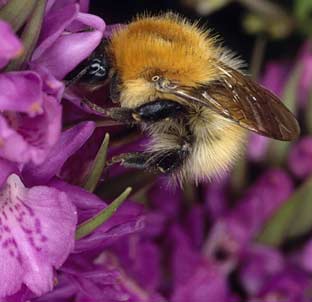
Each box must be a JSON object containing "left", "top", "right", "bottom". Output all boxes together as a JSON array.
[{"left": 110, "top": 142, "right": 191, "bottom": 174}]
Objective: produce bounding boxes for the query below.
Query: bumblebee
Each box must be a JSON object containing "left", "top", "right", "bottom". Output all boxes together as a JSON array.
[{"left": 66, "top": 13, "right": 300, "bottom": 184}]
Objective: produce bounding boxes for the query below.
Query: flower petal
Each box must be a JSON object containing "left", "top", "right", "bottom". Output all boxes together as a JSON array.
[
  {"left": 0, "top": 94, "right": 62, "bottom": 165},
  {"left": 288, "top": 136, "right": 312, "bottom": 179},
  {"left": 204, "top": 169, "right": 293, "bottom": 272},
  {"left": 0, "top": 20, "right": 23, "bottom": 69},
  {"left": 22, "top": 121, "right": 95, "bottom": 186},
  {"left": 0, "top": 174, "right": 77, "bottom": 297},
  {"left": 31, "top": 11, "right": 105, "bottom": 79},
  {"left": 0, "top": 71, "right": 43, "bottom": 116},
  {"left": 34, "top": 4, "right": 79, "bottom": 60}
]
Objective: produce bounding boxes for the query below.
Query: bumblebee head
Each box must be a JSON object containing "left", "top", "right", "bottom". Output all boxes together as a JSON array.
[{"left": 64, "top": 40, "right": 111, "bottom": 87}]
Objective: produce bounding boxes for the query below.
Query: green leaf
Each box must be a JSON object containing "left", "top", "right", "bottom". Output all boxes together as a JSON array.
[
  {"left": 75, "top": 187, "right": 132, "bottom": 240},
  {"left": 305, "top": 87, "right": 312, "bottom": 134},
  {"left": 83, "top": 133, "right": 110, "bottom": 192},
  {"left": 294, "top": 0, "right": 312, "bottom": 22},
  {"left": 195, "top": 0, "right": 232, "bottom": 15},
  {"left": 0, "top": 0, "right": 36, "bottom": 32},
  {"left": 257, "top": 177, "right": 312, "bottom": 246},
  {"left": 5, "top": 0, "right": 46, "bottom": 71},
  {"left": 266, "top": 63, "right": 302, "bottom": 166}
]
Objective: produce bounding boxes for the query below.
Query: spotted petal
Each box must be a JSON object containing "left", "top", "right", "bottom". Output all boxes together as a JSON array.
[{"left": 0, "top": 174, "right": 77, "bottom": 297}]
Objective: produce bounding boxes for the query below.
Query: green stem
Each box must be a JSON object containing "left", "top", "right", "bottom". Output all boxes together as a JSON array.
[
  {"left": 305, "top": 86, "right": 312, "bottom": 134},
  {"left": 0, "top": 0, "right": 37, "bottom": 32},
  {"left": 237, "top": 0, "right": 291, "bottom": 19},
  {"left": 75, "top": 187, "right": 132, "bottom": 240},
  {"left": 6, "top": 0, "right": 46, "bottom": 71},
  {"left": 250, "top": 35, "right": 267, "bottom": 80},
  {"left": 83, "top": 133, "right": 110, "bottom": 192}
]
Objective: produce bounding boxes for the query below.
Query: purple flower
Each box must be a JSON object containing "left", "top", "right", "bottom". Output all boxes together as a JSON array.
[
  {"left": 0, "top": 80, "right": 62, "bottom": 165},
  {"left": 0, "top": 20, "right": 23, "bottom": 69},
  {"left": 0, "top": 171, "right": 77, "bottom": 297},
  {"left": 240, "top": 244, "right": 285, "bottom": 295},
  {"left": 22, "top": 121, "right": 96, "bottom": 186},
  {"left": 249, "top": 269, "right": 311, "bottom": 302},
  {"left": 169, "top": 225, "right": 229, "bottom": 302},
  {"left": 31, "top": 2, "right": 105, "bottom": 80},
  {"left": 204, "top": 169, "right": 293, "bottom": 272},
  {"left": 298, "top": 41, "right": 312, "bottom": 106},
  {"left": 288, "top": 136, "right": 312, "bottom": 179},
  {"left": 204, "top": 175, "right": 229, "bottom": 221}
]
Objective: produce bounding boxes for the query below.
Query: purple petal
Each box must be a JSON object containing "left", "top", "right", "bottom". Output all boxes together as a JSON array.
[
  {"left": 261, "top": 61, "right": 289, "bottom": 97},
  {"left": 74, "top": 202, "right": 145, "bottom": 253},
  {"left": 288, "top": 136, "right": 312, "bottom": 179},
  {"left": 111, "top": 237, "right": 161, "bottom": 292},
  {"left": 0, "top": 94, "right": 62, "bottom": 165},
  {"left": 171, "top": 262, "right": 229, "bottom": 302},
  {"left": 247, "top": 133, "right": 269, "bottom": 162},
  {"left": 0, "top": 174, "right": 77, "bottom": 297},
  {"left": 240, "top": 244, "right": 285, "bottom": 295},
  {"left": 32, "top": 66, "right": 64, "bottom": 101},
  {"left": 22, "top": 121, "right": 96, "bottom": 186},
  {"left": 0, "top": 159, "right": 18, "bottom": 187},
  {"left": 148, "top": 180, "right": 182, "bottom": 220},
  {"left": 169, "top": 224, "right": 202, "bottom": 287},
  {"left": 0, "top": 71, "right": 43, "bottom": 116},
  {"left": 299, "top": 239, "right": 312, "bottom": 272},
  {"left": 31, "top": 11, "right": 105, "bottom": 79},
  {"left": 0, "top": 20, "right": 23, "bottom": 69},
  {"left": 185, "top": 205, "right": 205, "bottom": 249},
  {"left": 204, "top": 169, "right": 293, "bottom": 271},
  {"left": 34, "top": 4, "right": 79, "bottom": 59},
  {"left": 298, "top": 41, "right": 312, "bottom": 107},
  {"left": 204, "top": 175, "right": 229, "bottom": 221},
  {"left": 46, "top": 0, "right": 89, "bottom": 14},
  {"left": 49, "top": 180, "right": 145, "bottom": 253},
  {"left": 250, "top": 269, "right": 311, "bottom": 302}
]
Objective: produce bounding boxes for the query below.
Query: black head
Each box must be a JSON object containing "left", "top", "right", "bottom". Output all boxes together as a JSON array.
[{"left": 65, "top": 40, "right": 111, "bottom": 86}]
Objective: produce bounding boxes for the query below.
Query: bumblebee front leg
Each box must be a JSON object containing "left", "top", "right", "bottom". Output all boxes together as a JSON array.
[
  {"left": 110, "top": 142, "right": 191, "bottom": 174},
  {"left": 80, "top": 99, "right": 186, "bottom": 124}
]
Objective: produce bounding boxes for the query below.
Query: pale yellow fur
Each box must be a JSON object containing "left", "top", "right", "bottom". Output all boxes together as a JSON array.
[{"left": 109, "top": 13, "right": 247, "bottom": 183}]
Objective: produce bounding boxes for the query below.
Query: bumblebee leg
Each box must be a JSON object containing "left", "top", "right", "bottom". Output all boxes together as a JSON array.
[
  {"left": 80, "top": 99, "right": 187, "bottom": 124},
  {"left": 132, "top": 99, "right": 186, "bottom": 122},
  {"left": 109, "top": 142, "right": 191, "bottom": 174}
]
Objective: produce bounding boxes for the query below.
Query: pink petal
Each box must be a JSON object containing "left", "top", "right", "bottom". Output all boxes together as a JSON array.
[
  {"left": 0, "top": 94, "right": 62, "bottom": 165},
  {"left": 31, "top": 11, "right": 105, "bottom": 80},
  {"left": 288, "top": 136, "right": 312, "bottom": 179},
  {"left": 247, "top": 133, "right": 269, "bottom": 162},
  {"left": 22, "top": 121, "right": 96, "bottom": 186},
  {"left": 0, "top": 174, "right": 77, "bottom": 297},
  {"left": 0, "top": 20, "right": 23, "bottom": 69},
  {"left": 0, "top": 71, "right": 43, "bottom": 116},
  {"left": 34, "top": 4, "right": 79, "bottom": 60}
]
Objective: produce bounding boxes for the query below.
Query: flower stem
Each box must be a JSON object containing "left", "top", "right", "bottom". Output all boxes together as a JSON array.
[
  {"left": 250, "top": 34, "right": 267, "bottom": 80},
  {"left": 305, "top": 87, "right": 312, "bottom": 134},
  {"left": 6, "top": 0, "right": 46, "bottom": 71},
  {"left": 0, "top": 0, "right": 36, "bottom": 31},
  {"left": 83, "top": 133, "right": 110, "bottom": 192},
  {"left": 75, "top": 187, "right": 132, "bottom": 240},
  {"left": 267, "top": 63, "right": 302, "bottom": 166}
]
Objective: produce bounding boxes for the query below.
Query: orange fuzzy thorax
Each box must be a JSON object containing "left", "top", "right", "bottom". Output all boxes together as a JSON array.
[{"left": 109, "top": 14, "right": 220, "bottom": 88}]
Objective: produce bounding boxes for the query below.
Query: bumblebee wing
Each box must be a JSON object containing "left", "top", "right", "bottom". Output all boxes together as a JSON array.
[{"left": 173, "top": 65, "right": 300, "bottom": 141}]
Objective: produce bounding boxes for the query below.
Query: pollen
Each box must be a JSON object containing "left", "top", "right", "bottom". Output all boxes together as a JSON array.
[{"left": 29, "top": 101, "right": 43, "bottom": 114}]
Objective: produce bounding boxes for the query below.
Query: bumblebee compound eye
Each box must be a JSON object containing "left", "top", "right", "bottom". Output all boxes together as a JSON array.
[
  {"left": 64, "top": 40, "right": 110, "bottom": 86},
  {"left": 83, "top": 57, "right": 108, "bottom": 83}
]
